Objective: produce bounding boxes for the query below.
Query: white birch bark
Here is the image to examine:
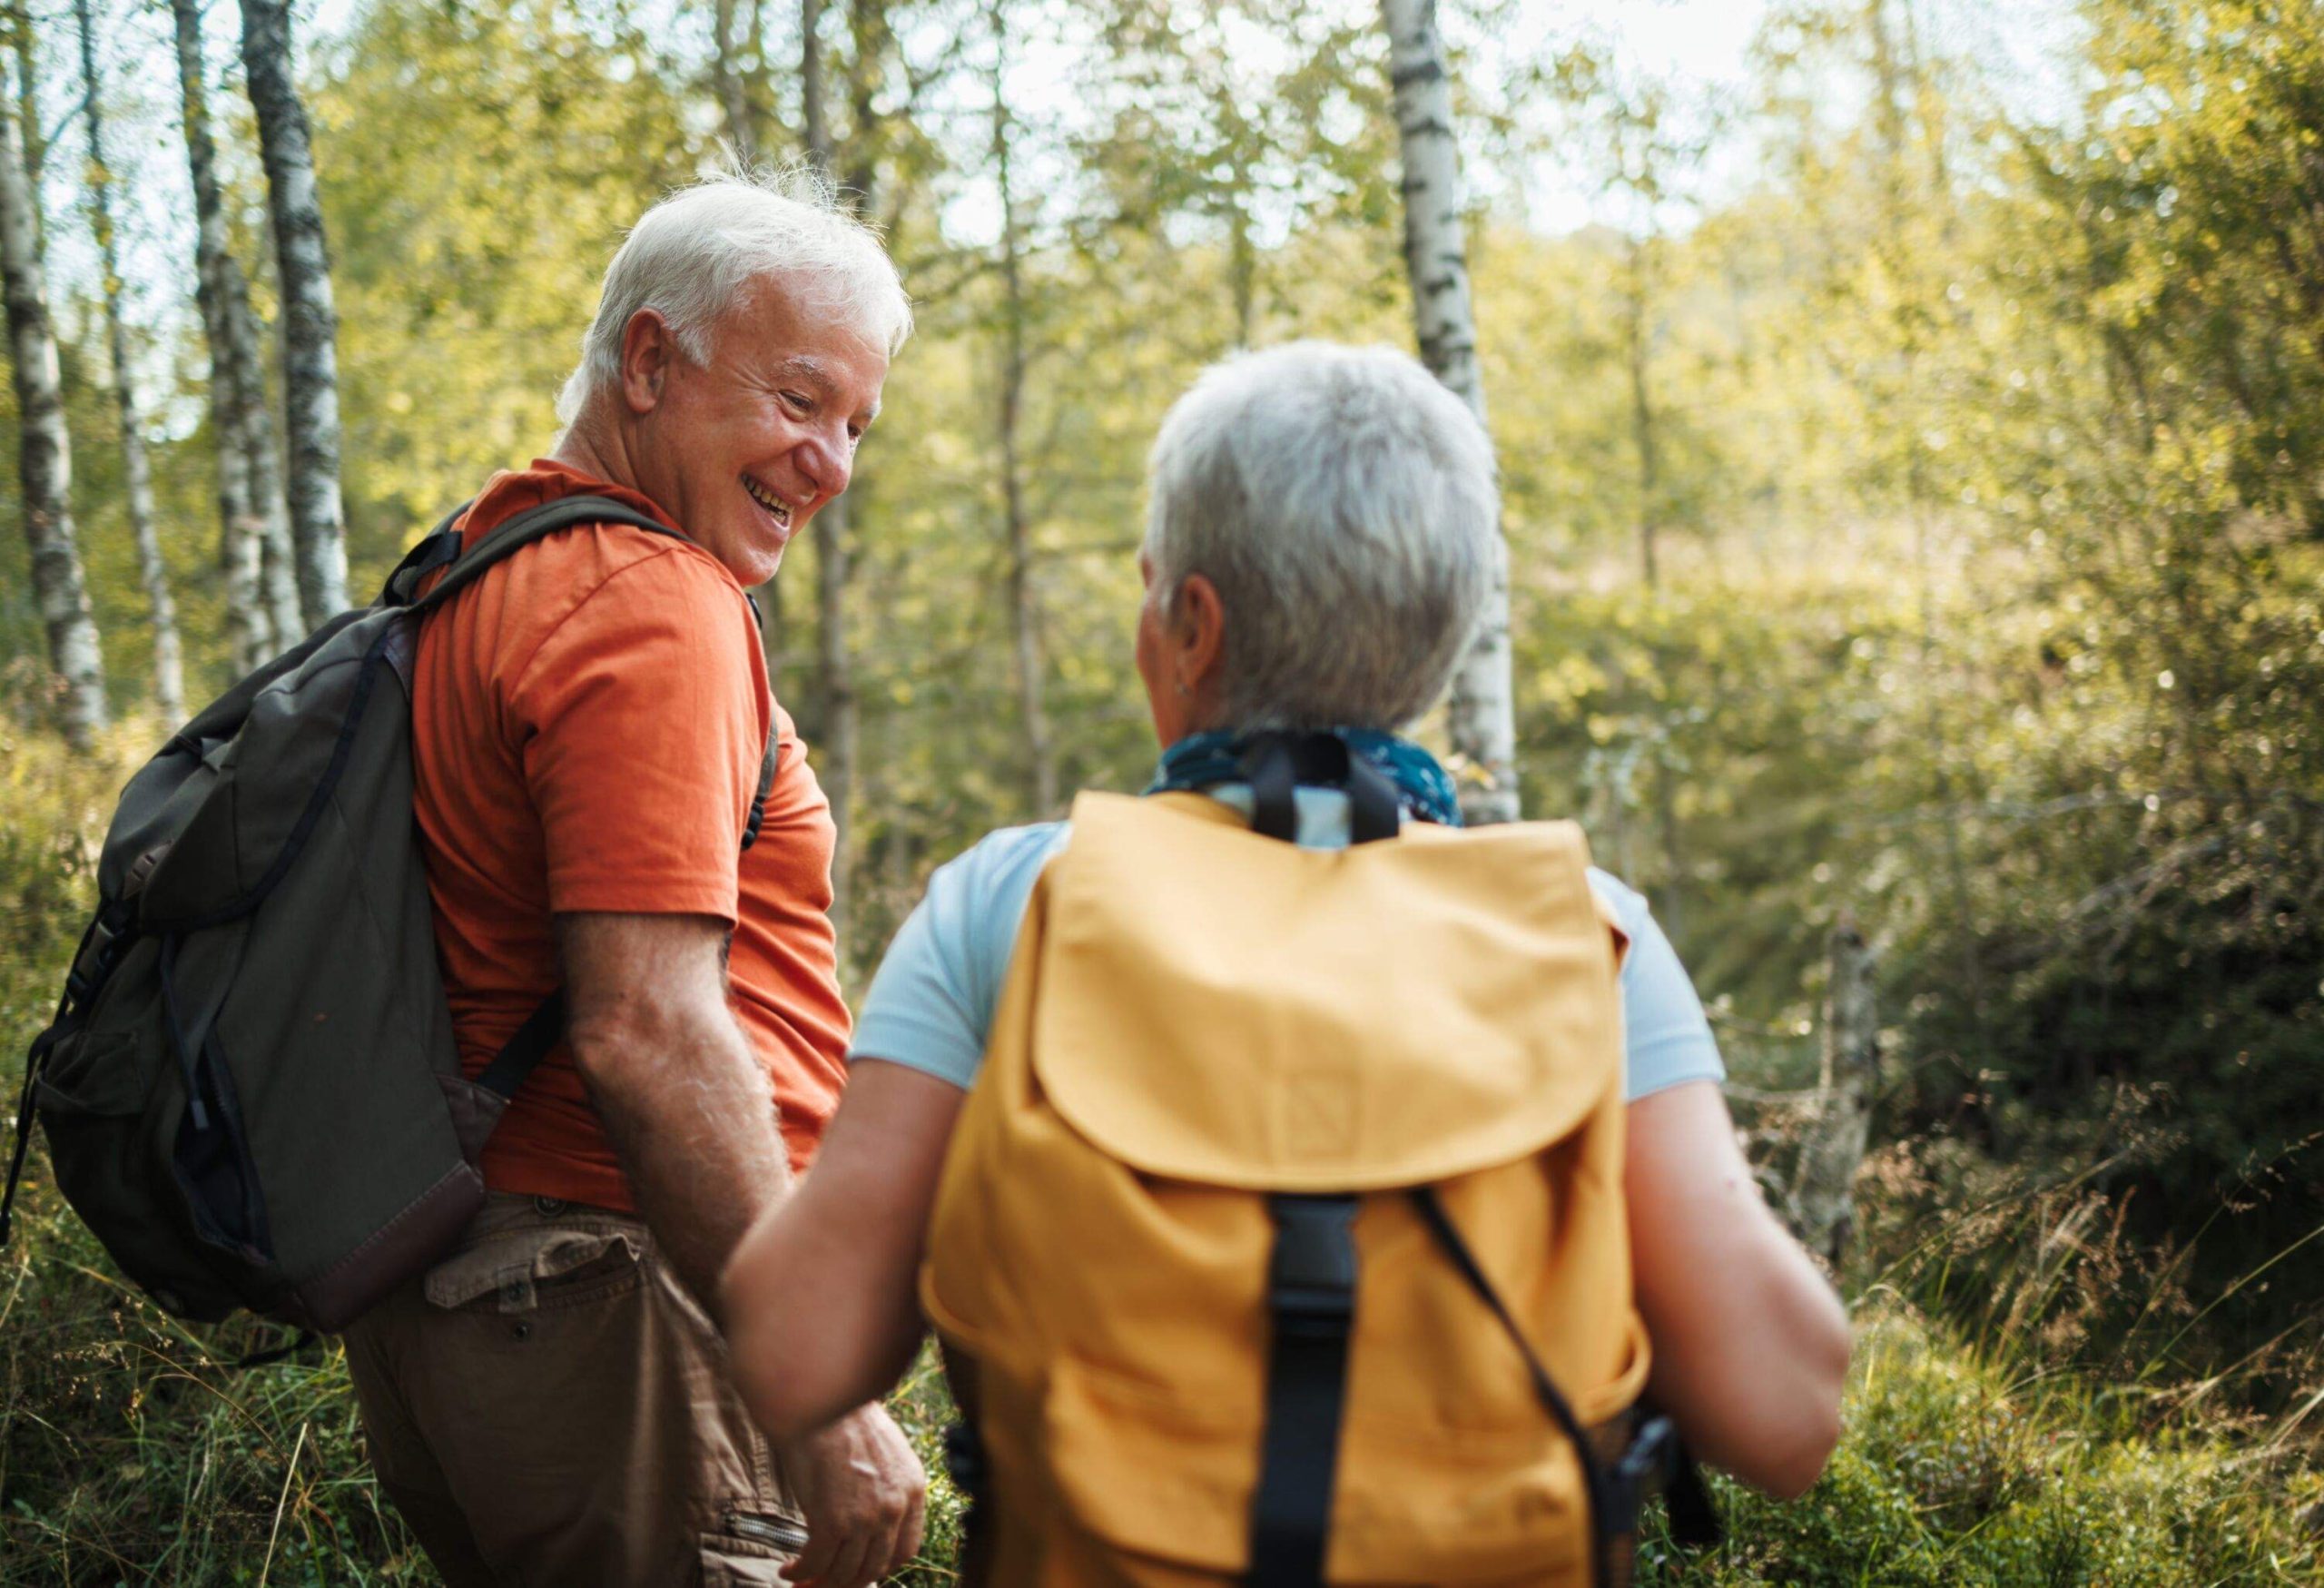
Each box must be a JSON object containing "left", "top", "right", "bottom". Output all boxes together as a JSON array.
[
  {"left": 7, "top": 3, "right": 39, "bottom": 239},
  {"left": 76, "top": 0, "right": 182, "bottom": 718},
  {"left": 239, "top": 0, "right": 346, "bottom": 628},
  {"left": 0, "top": 70, "right": 105, "bottom": 747},
  {"left": 172, "top": 0, "right": 286, "bottom": 668},
  {"left": 1381, "top": 0, "right": 1517, "bottom": 824}
]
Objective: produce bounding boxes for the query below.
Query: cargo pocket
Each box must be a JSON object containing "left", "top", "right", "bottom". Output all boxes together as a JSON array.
[{"left": 698, "top": 1509, "right": 808, "bottom": 1586}]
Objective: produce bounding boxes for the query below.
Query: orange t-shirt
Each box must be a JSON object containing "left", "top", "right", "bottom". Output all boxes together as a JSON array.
[{"left": 409, "top": 460, "right": 851, "bottom": 1210}]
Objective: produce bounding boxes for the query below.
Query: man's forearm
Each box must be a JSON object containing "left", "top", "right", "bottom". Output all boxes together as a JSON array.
[{"left": 577, "top": 1005, "right": 790, "bottom": 1318}]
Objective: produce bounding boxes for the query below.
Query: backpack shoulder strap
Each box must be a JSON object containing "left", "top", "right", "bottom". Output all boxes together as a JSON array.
[
  {"left": 473, "top": 705, "right": 773, "bottom": 1105},
  {"left": 390, "top": 493, "right": 781, "bottom": 1108},
  {"left": 403, "top": 494, "right": 681, "bottom": 613}
]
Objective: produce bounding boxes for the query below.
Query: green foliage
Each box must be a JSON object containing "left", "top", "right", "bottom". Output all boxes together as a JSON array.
[
  {"left": 1638, "top": 1308, "right": 2320, "bottom": 1587},
  {"left": 315, "top": 0, "right": 700, "bottom": 561},
  {"left": 0, "top": 0, "right": 2319, "bottom": 1577}
]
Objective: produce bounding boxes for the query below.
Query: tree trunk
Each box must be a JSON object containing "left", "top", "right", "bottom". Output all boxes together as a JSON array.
[
  {"left": 1381, "top": 0, "right": 1516, "bottom": 825},
  {"left": 726, "top": 0, "right": 783, "bottom": 677},
  {"left": 802, "top": 0, "right": 829, "bottom": 168},
  {"left": 240, "top": 0, "right": 346, "bottom": 628},
  {"left": 990, "top": 5, "right": 1056, "bottom": 817},
  {"left": 1788, "top": 915, "right": 1878, "bottom": 1267},
  {"left": 76, "top": 0, "right": 182, "bottom": 719},
  {"left": 713, "top": 0, "right": 759, "bottom": 165},
  {"left": 7, "top": 1, "right": 39, "bottom": 237},
  {"left": 801, "top": 0, "right": 856, "bottom": 951},
  {"left": 172, "top": 0, "right": 282, "bottom": 671},
  {"left": 1626, "top": 238, "right": 1659, "bottom": 593},
  {"left": 175, "top": 0, "right": 295, "bottom": 669},
  {"left": 0, "top": 64, "right": 104, "bottom": 748}
]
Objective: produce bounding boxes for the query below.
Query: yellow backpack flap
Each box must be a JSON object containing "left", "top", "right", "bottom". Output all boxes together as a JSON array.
[{"left": 923, "top": 789, "right": 1650, "bottom": 1587}]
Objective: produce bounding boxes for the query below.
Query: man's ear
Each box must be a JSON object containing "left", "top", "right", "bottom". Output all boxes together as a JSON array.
[{"left": 619, "top": 309, "right": 676, "bottom": 416}]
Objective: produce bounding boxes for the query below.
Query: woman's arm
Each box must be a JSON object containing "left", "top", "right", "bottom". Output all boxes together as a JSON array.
[
  {"left": 1627, "top": 1079, "right": 1851, "bottom": 1497},
  {"left": 720, "top": 1059, "right": 969, "bottom": 1443}
]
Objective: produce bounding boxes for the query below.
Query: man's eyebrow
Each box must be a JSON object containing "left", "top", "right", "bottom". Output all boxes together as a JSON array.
[
  {"left": 770, "top": 356, "right": 836, "bottom": 397},
  {"left": 770, "top": 354, "right": 879, "bottom": 422}
]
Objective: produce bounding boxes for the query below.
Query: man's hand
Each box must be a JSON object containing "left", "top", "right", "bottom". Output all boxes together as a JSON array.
[{"left": 779, "top": 1403, "right": 928, "bottom": 1587}]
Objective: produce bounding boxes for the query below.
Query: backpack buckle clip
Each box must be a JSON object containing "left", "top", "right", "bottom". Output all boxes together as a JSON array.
[{"left": 1267, "top": 1194, "right": 1359, "bottom": 1338}]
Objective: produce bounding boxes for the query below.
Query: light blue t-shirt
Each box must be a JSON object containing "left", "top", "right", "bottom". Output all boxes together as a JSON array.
[{"left": 850, "top": 787, "right": 1726, "bottom": 1101}]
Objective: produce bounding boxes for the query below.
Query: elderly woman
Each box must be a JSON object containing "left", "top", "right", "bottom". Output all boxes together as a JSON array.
[{"left": 724, "top": 342, "right": 1848, "bottom": 1585}]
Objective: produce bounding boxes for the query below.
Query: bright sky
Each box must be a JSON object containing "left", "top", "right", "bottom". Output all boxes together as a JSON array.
[
  {"left": 1503, "top": 0, "right": 2083, "bottom": 232},
  {"left": 1508, "top": 0, "right": 1775, "bottom": 232}
]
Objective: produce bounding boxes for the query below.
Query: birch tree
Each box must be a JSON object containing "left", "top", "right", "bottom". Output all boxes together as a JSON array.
[
  {"left": 989, "top": 0, "right": 1055, "bottom": 815},
  {"left": 172, "top": 0, "right": 293, "bottom": 666},
  {"left": 1381, "top": 0, "right": 1515, "bottom": 824},
  {"left": 6, "top": 0, "right": 38, "bottom": 224},
  {"left": 241, "top": 0, "right": 347, "bottom": 626},
  {"left": 74, "top": 0, "right": 182, "bottom": 717},
  {"left": 0, "top": 57, "right": 104, "bottom": 747}
]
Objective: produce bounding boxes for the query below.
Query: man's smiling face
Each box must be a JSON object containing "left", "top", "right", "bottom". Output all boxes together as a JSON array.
[{"left": 625, "top": 277, "right": 888, "bottom": 586}]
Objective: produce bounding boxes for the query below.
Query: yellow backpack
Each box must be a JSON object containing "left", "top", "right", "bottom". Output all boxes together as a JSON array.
[{"left": 923, "top": 762, "right": 1709, "bottom": 1587}]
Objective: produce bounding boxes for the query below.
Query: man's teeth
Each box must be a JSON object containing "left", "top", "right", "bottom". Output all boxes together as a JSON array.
[{"left": 743, "top": 478, "right": 793, "bottom": 525}]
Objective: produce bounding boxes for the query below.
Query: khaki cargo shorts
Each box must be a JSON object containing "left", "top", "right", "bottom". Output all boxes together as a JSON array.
[{"left": 342, "top": 1192, "right": 805, "bottom": 1586}]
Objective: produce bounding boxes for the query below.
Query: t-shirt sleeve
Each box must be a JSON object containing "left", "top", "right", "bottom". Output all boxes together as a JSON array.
[
  {"left": 848, "top": 823, "right": 1072, "bottom": 1089},
  {"left": 506, "top": 550, "right": 768, "bottom": 922},
  {"left": 1589, "top": 867, "right": 1728, "bottom": 1100}
]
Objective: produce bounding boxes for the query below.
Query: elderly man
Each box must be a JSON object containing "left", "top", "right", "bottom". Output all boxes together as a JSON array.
[{"left": 340, "top": 172, "right": 926, "bottom": 1587}]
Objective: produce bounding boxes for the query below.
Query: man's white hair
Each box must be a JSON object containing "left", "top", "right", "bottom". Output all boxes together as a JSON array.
[
  {"left": 555, "top": 164, "right": 911, "bottom": 428},
  {"left": 1142, "top": 341, "right": 1499, "bottom": 730}
]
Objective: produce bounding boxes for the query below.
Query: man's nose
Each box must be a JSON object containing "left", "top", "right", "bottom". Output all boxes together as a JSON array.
[{"left": 796, "top": 428, "right": 852, "bottom": 500}]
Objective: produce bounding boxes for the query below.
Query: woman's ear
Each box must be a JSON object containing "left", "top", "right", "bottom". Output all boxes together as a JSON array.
[{"left": 1173, "top": 573, "right": 1227, "bottom": 700}]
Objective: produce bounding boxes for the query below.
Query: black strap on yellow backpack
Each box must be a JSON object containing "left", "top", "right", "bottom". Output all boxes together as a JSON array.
[
  {"left": 1241, "top": 732, "right": 1396, "bottom": 1587},
  {"left": 1236, "top": 730, "right": 1719, "bottom": 1588}
]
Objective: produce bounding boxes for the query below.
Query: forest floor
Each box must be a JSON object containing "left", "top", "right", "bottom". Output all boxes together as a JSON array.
[{"left": 1, "top": 723, "right": 2317, "bottom": 1586}]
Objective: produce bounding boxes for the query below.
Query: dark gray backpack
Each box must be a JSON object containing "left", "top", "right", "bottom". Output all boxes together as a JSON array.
[{"left": 2, "top": 496, "right": 773, "bottom": 1332}]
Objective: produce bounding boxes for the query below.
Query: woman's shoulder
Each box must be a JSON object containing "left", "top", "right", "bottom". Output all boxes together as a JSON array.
[
  {"left": 1584, "top": 864, "right": 1652, "bottom": 933},
  {"left": 923, "top": 820, "right": 1076, "bottom": 915}
]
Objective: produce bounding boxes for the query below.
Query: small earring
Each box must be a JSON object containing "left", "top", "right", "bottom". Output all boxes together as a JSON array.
[{"left": 1174, "top": 679, "right": 1191, "bottom": 699}]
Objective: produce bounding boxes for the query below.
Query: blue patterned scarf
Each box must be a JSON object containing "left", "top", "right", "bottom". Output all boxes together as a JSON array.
[{"left": 1144, "top": 728, "right": 1463, "bottom": 827}]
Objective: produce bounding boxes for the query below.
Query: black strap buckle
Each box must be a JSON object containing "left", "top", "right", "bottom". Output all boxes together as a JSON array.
[{"left": 1267, "top": 1194, "right": 1358, "bottom": 1337}]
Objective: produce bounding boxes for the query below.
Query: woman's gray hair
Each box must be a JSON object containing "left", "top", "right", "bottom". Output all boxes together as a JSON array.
[
  {"left": 1142, "top": 341, "right": 1499, "bottom": 731},
  {"left": 555, "top": 164, "right": 912, "bottom": 427}
]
